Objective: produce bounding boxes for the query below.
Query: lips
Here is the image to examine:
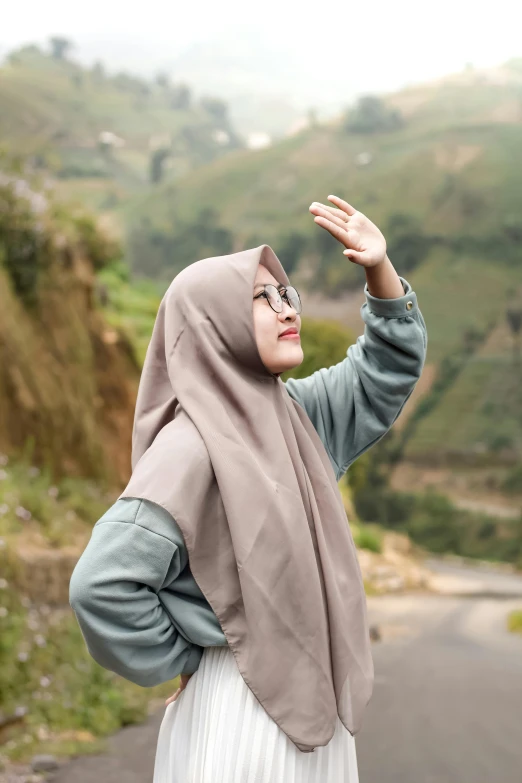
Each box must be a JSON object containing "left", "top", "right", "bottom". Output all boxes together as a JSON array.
[{"left": 279, "top": 328, "right": 299, "bottom": 338}]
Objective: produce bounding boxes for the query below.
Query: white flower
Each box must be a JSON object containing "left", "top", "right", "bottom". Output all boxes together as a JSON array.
[
  {"left": 48, "top": 486, "right": 59, "bottom": 498},
  {"left": 18, "top": 651, "right": 29, "bottom": 662},
  {"left": 34, "top": 634, "right": 46, "bottom": 647},
  {"left": 40, "top": 676, "right": 51, "bottom": 688},
  {"left": 0, "top": 578, "right": 7, "bottom": 589},
  {"left": 0, "top": 507, "right": 8, "bottom": 517},
  {"left": 15, "top": 506, "right": 32, "bottom": 521},
  {"left": 0, "top": 454, "right": 8, "bottom": 466},
  {"left": 28, "top": 466, "right": 40, "bottom": 478}
]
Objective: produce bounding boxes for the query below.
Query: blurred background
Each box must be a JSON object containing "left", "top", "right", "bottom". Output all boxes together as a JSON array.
[{"left": 1, "top": 1, "right": 522, "bottom": 781}]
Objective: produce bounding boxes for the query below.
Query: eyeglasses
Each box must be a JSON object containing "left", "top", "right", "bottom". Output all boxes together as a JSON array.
[{"left": 254, "top": 284, "right": 302, "bottom": 314}]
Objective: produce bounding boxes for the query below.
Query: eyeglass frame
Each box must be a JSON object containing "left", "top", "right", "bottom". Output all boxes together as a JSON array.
[{"left": 253, "top": 283, "right": 302, "bottom": 314}]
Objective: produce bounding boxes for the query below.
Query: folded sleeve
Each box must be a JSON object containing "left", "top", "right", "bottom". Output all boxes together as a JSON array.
[
  {"left": 69, "top": 498, "right": 204, "bottom": 686},
  {"left": 284, "top": 276, "right": 427, "bottom": 480}
]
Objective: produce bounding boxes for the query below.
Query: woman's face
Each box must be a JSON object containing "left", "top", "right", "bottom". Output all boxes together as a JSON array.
[{"left": 252, "top": 264, "right": 303, "bottom": 376}]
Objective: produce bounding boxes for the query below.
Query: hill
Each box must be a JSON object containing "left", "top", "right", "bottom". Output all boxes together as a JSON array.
[
  {"left": 123, "top": 62, "right": 522, "bottom": 475},
  {"left": 0, "top": 162, "right": 140, "bottom": 487},
  {"left": 0, "top": 43, "right": 243, "bottom": 217}
]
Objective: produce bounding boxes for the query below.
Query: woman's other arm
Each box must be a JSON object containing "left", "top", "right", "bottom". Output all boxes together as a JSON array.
[{"left": 69, "top": 498, "right": 203, "bottom": 687}]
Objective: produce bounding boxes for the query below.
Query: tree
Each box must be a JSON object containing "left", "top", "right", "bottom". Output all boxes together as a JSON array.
[
  {"left": 506, "top": 307, "right": 522, "bottom": 364},
  {"left": 149, "top": 148, "right": 171, "bottom": 184},
  {"left": 49, "top": 36, "right": 73, "bottom": 60},
  {"left": 200, "top": 97, "right": 228, "bottom": 123},
  {"left": 169, "top": 84, "right": 191, "bottom": 110},
  {"left": 155, "top": 72, "right": 170, "bottom": 89},
  {"left": 344, "top": 95, "right": 403, "bottom": 135},
  {"left": 91, "top": 61, "right": 105, "bottom": 82}
]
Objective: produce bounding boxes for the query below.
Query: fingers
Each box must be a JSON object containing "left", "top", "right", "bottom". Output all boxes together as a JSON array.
[
  {"left": 309, "top": 201, "right": 349, "bottom": 223},
  {"left": 327, "top": 195, "right": 356, "bottom": 216},
  {"left": 165, "top": 687, "right": 181, "bottom": 706},
  {"left": 310, "top": 204, "right": 350, "bottom": 231},
  {"left": 343, "top": 248, "right": 365, "bottom": 264}
]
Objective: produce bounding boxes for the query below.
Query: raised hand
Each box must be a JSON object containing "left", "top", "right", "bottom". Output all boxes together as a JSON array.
[{"left": 309, "top": 195, "right": 387, "bottom": 268}]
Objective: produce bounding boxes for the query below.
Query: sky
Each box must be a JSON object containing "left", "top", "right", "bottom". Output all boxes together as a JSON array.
[{"left": 2, "top": 0, "right": 522, "bottom": 102}]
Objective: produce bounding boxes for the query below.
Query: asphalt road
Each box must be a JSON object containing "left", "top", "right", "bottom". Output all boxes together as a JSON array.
[
  {"left": 356, "top": 561, "right": 522, "bottom": 783},
  {"left": 49, "top": 559, "right": 522, "bottom": 783}
]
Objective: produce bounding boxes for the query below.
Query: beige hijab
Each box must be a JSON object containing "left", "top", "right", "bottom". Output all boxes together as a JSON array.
[{"left": 119, "top": 244, "right": 374, "bottom": 752}]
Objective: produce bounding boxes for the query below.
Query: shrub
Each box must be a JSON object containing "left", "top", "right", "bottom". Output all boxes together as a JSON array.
[
  {"left": 343, "top": 96, "right": 403, "bottom": 135},
  {"left": 353, "top": 524, "right": 383, "bottom": 553}
]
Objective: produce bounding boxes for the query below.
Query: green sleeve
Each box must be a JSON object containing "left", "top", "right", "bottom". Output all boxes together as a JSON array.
[
  {"left": 69, "top": 498, "right": 204, "bottom": 686},
  {"left": 284, "top": 276, "right": 427, "bottom": 481}
]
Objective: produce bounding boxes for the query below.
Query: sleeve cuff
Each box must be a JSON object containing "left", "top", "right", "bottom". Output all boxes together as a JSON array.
[
  {"left": 181, "top": 644, "right": 204, "bottom": 675},
  {"left": 363, "top": 276, "right": 418, "bottom": 318}
]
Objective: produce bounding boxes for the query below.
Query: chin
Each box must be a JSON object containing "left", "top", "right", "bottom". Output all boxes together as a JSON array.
[{"left": 274, "top": 346, "right": 304, "bottom": 375}]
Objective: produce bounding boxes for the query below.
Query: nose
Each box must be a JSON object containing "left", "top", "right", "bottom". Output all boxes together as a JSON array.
[{"left": 278, "top": 300, "right": 298, "bottom": 321}]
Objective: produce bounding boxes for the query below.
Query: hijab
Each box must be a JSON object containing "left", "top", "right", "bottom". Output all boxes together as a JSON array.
[{"left": 118, "top": 244, "right": 374, "bottom": 752}]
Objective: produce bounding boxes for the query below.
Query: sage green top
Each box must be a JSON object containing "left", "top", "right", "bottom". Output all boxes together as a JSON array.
[{"left": 69, "top": 276, "right": 427, "bottom": 685}]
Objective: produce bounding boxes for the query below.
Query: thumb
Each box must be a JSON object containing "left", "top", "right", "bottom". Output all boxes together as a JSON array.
[
  {"left": 165, "top": 688, "right": 180, "bottom": 706},
  {"left": 343, "top": 249, "right": 364, "bottom": 264}
]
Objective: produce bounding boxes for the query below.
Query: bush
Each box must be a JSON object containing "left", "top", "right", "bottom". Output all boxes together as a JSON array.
[
  {"left": 507, "top": 610, "right": 522, "bottom": 634},
  {"left": 0, "top": 166, "right": 120, "bottom": 301},
  {"left": 0, "top": 176, "right": 52, "bottom": 301},
  {"left": 352, "top": 524, "right": 383, "bottom": 553},
  {"left": 501, "top": 464, "right": 522, "bottom": 494},
  {"left": 281, "top": 318, "right": 356, "bottom": 381},
  {"left": 343, "top": 96, "right": 403, "bottom": 135}
]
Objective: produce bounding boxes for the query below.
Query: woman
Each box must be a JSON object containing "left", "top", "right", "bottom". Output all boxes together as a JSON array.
[{"left": 69, "top": 195, "right": 427, "bottom": 781}]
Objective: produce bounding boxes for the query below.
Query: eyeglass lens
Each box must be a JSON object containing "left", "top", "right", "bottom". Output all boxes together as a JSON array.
[{"left": 265, "top": 285, "right": 301, "bottom": 314}]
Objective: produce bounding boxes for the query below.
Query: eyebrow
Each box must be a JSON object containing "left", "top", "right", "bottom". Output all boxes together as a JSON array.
[{"left": 254, "top": 282, "right": 286, "bottom": 293}]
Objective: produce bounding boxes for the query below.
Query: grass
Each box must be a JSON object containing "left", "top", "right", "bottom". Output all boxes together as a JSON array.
[
  {"left": 351, "top": 523, "right": 383, "bottom": 554},
  {"left": 0, "top": 449, "right": 179, "bottom": 765},
  {"left": 507, "top": 610, "right": 522, "bottom": 635},
  {"left": 95, "top": 261, "right": 166, "bottom": 367}
]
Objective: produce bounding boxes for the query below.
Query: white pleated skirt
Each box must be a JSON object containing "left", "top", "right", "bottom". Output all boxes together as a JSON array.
[{"left": 153, "top": 644, "right": 360, "bottom": 783}]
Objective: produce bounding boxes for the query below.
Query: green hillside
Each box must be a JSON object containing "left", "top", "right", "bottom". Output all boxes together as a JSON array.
[
  {"left": 123, "top": 63, "right": 522, "bottom": 468},
  {"left": 123, "top": 63, "right": 522, "bottom": 289},
  {"left": 0, "top": 44, "right": 243, "bottom": 216}
]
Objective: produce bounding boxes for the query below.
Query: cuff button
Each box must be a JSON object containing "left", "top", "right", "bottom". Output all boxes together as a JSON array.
[{"left": 406, "top": 300, "right": 413, "bottom": 310}]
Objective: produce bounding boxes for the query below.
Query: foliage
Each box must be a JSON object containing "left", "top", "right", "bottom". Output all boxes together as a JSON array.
[
  {"left": 200, "top": 97, "right": 228, "bottom": 123},
  {"left": 507, "top": 610, "right": 522, "bottom": 634},
  {"left": 281, "top": 318, "right": 356, "bottom": 381},
  {"left": 501, "top": 464, "right": 522, "bottom": 494},
  {"left": 149, "top": 147, "right": 171, "bottom": 184},
  {"left": 277, "top": 231, "right": 307, "bottom": 277},
  {"left": 127, "top": 206, "right": 233, "bottom": 279},
  {"left": 0, "top": 168, "right": 120, "bottom": 301},
  {"left": 0, "top": 175, "right": 52, "bottom": 302},
  {"left": 352, "top": 523, "right": 383, "bottom": 553},
  {"left": 349, "top": 441, "right": 522, "bottom": 568},
  {"left": 343, "top": 95, "right": 403, "bottom": 134},
  {"left": 385, "top": 213, "right": 436, "bottom": 273},
  {"left": 49, "top": 37, "right": 73, "bottom": 61}
]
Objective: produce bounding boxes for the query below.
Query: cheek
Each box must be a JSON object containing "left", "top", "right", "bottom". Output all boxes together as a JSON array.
[{"left": 253, "top": 308, "right": 279, "bottom": 349}]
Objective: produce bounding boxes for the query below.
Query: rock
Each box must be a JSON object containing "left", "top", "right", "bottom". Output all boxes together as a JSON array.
[{"left": 30, "top": 755, "right": 58, "bottom": 773}]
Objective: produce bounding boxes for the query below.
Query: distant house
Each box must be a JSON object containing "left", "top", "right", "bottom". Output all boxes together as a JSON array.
[{"left": 246, "top": 132, "right": 272, "bottom": 150}]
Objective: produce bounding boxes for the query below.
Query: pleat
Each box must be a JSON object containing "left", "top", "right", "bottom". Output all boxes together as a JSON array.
[{"left": 153, "top": 645, "right": 359, "bottom": 783}]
